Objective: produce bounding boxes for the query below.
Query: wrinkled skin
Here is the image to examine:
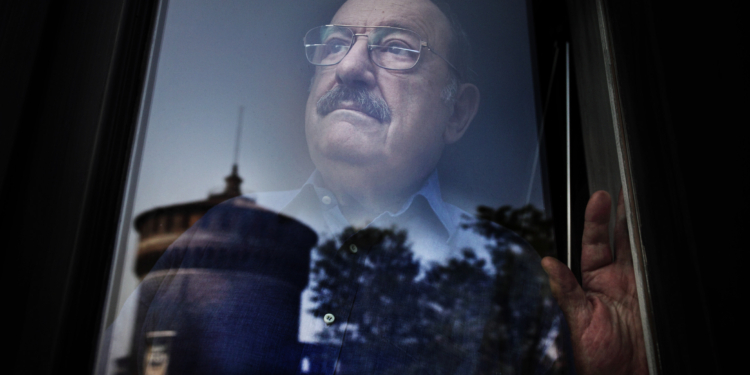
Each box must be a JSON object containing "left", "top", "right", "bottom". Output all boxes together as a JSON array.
[
  {"left": 542, "top": 191, "right": 648, "bottom": 375},
  {"left": 305, "top": 0, "right": 479, "bottom": 217}
]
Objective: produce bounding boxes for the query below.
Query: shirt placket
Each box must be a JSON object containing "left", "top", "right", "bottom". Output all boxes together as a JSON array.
[{"left": 301, "top": 232, "right": 373, "bottom": 374}]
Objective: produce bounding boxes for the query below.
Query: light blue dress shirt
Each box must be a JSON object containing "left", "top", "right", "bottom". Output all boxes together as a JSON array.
[{"left": 246, "top": 170, "right": 572, "bottom": 374}]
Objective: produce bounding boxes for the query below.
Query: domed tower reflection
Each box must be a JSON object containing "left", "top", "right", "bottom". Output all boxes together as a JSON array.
[
  {"left": 117, "top": 166, "right": 318, "bottom": 375},
  {"left": 132, "top": 165, "right": 246, "bottom": 279}
]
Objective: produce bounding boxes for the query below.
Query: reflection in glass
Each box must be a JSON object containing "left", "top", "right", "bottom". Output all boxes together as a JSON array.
[
  {"left": 98, "top": 1, "right": 559, "bottom": 374},
  {"left": 122, "top": 196, "right": 566, "bottom": 374}
]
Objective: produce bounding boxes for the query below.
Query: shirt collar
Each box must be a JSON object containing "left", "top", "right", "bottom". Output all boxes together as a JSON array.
[{"left": 300, "top": 169, "right": 457, "bottom": 239}]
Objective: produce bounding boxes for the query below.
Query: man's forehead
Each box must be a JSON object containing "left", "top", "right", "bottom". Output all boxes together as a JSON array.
[{"left": 331, "top": 0, "right": 450, "bottom": 44}]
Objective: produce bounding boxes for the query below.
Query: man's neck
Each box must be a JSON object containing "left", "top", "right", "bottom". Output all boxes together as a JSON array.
[
  {"left": 331, "top": 191, "right": 397, "bottom": 228},
  {"left": 319, "top": 174, "right": 427, "bottom": 227}
]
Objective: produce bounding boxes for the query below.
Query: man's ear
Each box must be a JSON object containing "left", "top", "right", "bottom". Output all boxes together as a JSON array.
[{"left": 443, "top": 82, "right": 480, "bottom": 144}]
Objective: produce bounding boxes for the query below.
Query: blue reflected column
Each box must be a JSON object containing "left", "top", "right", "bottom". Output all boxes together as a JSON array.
[{"left": 133, "top": 197, "right": 317, "bottom": 375}]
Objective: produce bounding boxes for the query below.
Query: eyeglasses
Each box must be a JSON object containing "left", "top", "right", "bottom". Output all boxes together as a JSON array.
[{"left": 303, "top": 25, "right": 459, "bottom": 76}]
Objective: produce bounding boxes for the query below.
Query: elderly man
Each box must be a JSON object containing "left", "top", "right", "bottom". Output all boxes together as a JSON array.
[{"left": 129, "top": 0, "right": 647, "bottom": 374}]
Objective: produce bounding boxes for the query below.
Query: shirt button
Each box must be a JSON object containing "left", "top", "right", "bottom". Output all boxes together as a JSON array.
[
  {"left": 323, "top": 313, "right": 335, "bottom": 325},
  {"left": 321, "top": 195, "right": 332, "bottom": 205},
  {"left": 349, "top": 244, "right": 358, "bottom": 253}
]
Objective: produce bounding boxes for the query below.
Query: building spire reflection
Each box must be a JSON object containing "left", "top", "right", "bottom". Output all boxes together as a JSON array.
[
  {"left": 133, "top": 163, "right": 253, "bottom": 279},
  {"left": 209, "top": 164, "right": 244, "bottom": 201}
]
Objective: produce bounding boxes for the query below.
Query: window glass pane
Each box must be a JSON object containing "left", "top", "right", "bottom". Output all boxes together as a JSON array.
[{"left": 96, "top": 1, "right": 564, "bottom": 374}]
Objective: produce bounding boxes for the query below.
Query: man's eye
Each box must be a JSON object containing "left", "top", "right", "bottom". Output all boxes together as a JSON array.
[
  {"left": 377, "top": 39, "right": 415, "bottom": 54},
  {"left": 386, "top": 46, "right": 411, "bottom": 56},
  {"left": 325, "top": 38, "right": 349, "bottom": 52}
]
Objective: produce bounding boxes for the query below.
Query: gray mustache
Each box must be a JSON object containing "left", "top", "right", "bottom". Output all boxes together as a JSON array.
[{"left": 316, "top": 85, "right": 392, "bottom": 123}]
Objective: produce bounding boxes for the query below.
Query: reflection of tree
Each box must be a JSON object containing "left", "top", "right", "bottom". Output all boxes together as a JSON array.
[
  {"left": 466, "top": 213, "right": 564, "bottom": 374},
  {"left": 310, "top": 227, "right": 422, "bottom": 346},
  {"left": 308, "top": 223, "right": 562, "bottom": 374},
  {"left": 475, "top": 204, "right": 555, "bottom": 259},
  {"left": 421, "top": 249, "right": 494, "bottom": 374},
  {"left": 309, "top": 227, "right": 496, "bottom": 373}
]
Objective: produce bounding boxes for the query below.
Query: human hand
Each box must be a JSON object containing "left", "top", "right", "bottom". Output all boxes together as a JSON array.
[{"left": 541, "top": 191, "right": 648, "bottom": 375}]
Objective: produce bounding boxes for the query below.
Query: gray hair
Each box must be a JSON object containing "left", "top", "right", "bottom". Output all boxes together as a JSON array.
[
  {"left": 441, "top": 75, "right": 459, "bottom": 108},
  {"left": 432, "top": 0, "right": 473, "bottom": 115},
  {"left": 429, "top": 0, "right": 474, "bottom": 84}
]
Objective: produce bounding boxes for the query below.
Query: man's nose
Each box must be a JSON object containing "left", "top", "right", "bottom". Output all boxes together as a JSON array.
[{"left": 335, "top": 36, "right": 376, "bottom": 88}]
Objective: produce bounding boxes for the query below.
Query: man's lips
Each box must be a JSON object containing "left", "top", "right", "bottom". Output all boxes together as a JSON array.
[
  {"left": 328, "top": 107, "right": 383, "bottom": 128},
  {"left": 331, "top": 102, "right": 371, "bottom": 117}
]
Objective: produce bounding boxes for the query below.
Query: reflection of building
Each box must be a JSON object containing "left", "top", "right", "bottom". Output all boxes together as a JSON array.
[
  {"left": 116, "top": 165, "right": 317, "bottom": 374},
  {"left": 132, "top": 165, "right": 247, "bottom": 279}
]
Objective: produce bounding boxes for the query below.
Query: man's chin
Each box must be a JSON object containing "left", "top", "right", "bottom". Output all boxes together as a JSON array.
[
  {"left": 315, "top": 144, "right": 379, "bottom": 166},
  {"left": 308, "top": 111, "right": 388, "bottom": 166}
]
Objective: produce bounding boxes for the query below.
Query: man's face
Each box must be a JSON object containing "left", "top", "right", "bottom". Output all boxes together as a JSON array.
[{"left": 305, "top": 0, "right": 458, "bottom": 198}]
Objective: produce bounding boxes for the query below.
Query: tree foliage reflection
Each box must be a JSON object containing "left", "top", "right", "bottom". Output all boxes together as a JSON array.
[{"left": 308, "top": 208, "right": 563, "bottom": 374}]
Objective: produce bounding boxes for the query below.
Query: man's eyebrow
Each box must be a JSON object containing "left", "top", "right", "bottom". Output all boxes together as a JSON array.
[
  {"left": 333, "top": 21, "right": 419, "bottom": 33},
  {"left": 375, "top": 20, "right": 407, "bottom": 28},
  {"left": 375, "top": 21, "right": 419, "bottom": 32}
]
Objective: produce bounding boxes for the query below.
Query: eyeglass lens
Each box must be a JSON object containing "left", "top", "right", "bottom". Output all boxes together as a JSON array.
[{"left": 304, "top": 25, "right": 422, "bottom": 70}]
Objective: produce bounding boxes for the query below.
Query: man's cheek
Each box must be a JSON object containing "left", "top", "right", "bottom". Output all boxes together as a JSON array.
[{"left": 390, "top": 89, "right": 419, "bottom": 119}]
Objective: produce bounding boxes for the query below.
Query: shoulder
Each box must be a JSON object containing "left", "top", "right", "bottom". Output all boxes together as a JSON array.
[
  {"left": 444, "top": 203, "right": 528, "bottom": 247},
  {"left": 246, "top": 189, "right": 302, "bottom": 213},
  {"left": 450, "top": 208, "right": 544, "bottom": 274}
]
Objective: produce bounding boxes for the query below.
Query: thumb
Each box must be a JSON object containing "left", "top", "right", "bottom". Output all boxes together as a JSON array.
[{"left": 541, "top": 256, "right": 588, "bottom": 327}]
